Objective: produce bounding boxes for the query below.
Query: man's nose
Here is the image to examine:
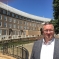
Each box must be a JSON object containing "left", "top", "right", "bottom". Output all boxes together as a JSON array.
[{"left": 47, "top": 31, "right": 51, "bottom": 33}]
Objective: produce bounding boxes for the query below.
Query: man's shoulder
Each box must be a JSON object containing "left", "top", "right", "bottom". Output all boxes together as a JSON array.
[
  {"left": 55, "top": 38, "right": 59, "bottom": 44},
  {"left": 34, "top": 39, "right": 43, "bottom": 45},
  {"left": 32, "top": 39, "right": 43, "bottom": 49},
  {"left": 55, "top": 38, "right": 59, "bottom": 41}
]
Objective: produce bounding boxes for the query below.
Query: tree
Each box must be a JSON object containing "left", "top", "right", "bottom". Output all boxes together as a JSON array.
[
  {"left": 53, "top": 0, "right": 59, "bottom": 19},
  {"left": 51, "top": 0, "right": 59, "bottom": 34},
  {"left": 50, "top": 19, "right": 59, "bottom": 34}
]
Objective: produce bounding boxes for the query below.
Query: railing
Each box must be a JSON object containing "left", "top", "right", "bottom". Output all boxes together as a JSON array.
[
  {"left": 0, "top": 43, "right": 29, "bottom": 59},
  {"left": 0, "top": 35, "right": 38, "bottom": 41}
]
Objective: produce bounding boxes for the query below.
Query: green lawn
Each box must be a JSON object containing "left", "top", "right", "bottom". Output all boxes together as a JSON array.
[
  {"left": 0, "top": 40, "right": 35, "bottom": 47},
  {"left": 8, "top": 40, "right": 35, "bottom": 45}
]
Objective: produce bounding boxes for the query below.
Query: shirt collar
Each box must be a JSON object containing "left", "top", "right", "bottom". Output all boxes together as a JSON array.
[{"left": 43, "top": 38, "right": 55, "bottom": 45}]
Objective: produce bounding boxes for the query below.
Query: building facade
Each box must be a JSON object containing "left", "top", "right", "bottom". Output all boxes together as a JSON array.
[{"left": 0, "top": 2, "right": 51, "bottom": 40}]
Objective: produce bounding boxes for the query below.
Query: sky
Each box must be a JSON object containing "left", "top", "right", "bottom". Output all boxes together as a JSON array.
[{"left": 3, "top": 0, "right": 53, "bottom": 19}]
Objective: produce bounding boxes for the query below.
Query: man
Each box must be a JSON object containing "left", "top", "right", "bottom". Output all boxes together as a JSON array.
[{"left": 30, "top": 22, "right": 59, "bottom": 59}]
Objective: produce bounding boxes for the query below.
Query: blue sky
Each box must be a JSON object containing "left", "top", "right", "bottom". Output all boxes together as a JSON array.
[{"left": 4, "top": 0, "right": 53, "bottom": 19}]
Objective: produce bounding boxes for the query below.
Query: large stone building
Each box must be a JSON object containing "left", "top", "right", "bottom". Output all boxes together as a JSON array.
[{"left": 0, "top": 2, "right": 51, "bottom": 40}]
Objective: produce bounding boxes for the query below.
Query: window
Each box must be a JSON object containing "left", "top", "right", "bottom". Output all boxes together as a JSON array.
[
  {"left": 32, "top": 23, "right": 35, "bottom": 27},
  {"left": 23, "top": 31, "right": 26, "bottom": 35},
  {"left": 20, "top": 16, "right": 24, "bottom": 19},
  {"left": 16, "top": 15, "right": 19, "bottom": 18},
  {"left": 27, "top": 18, "right": 31, "bottom": 21},
  {"left": 19, "top": 31, "right": 21, "bottom": 35},
  {"left": 4, "top": 30, "right": 7, "bottom": 35},
  {"left": 0, "top": 14, "right": 2, "bottom": 20},
  {"left": 18, "top": 25, "right": 19, "bottom": 29},
  {"left": 9, "top": 24, "right": 12, "bottom": 28},
  {"left": 27, "top": 27, "right": 29, "bottom": 30},
  {"left": 0, "top": 30, "right": 2, "bottom": 35},
  {"left": 31, "top": 23, "right": 33, "bottom": 27},
  {"left": 27, "top": 22, "right": 29, "bottom": 26},
  {"left": 19, "top": 15, "right": 21, "bottom": 19},
  {"left": 9, "top": 18, "right": 12, "bottom": 22},
  {"left": 38, "top": 24, "right": 39, "bottom": 27},
  {"left": 34, "top": 24, "right": 36, "bottom": 27},
  {"left": 0, "top": 22, "right": 2, "bottom": 26},
  {"left": 33, "top": 27, "right": 35, "bottom": 30},
  {"left": 13, "top": 31, "right": 16, "bottom": 35},
  {"left": 24, "top": 17, "right": 26, "bottom": 20},
  {"left": 19, "top": 21, "right": 22, "bottom": 24},
  {"left": 16, "top": 31, "right": 19, "bottom": 35},
  {"left": 13, "top": 19, "right": 16, "bottom": 23},
  {"left": 24, "top": 21, "right": 27, "bottom": 25},
  {"left": 4, "top": 16, "right": 7, "bottom": 21},
  {"left": 0, "top": 8, "right": 2, "bottom": 13},
  {"left": 7, "top": 11, "right": 10, "bottom": 16},
  {"left": 13, "top": 24, "right": 16, "bottom": 28},
  {"left": 30, "top": 23, "right": 31, "bottom": 26},
  {"left": 20, "top": 26, "right": 23, "bottom": 29},
  {"left": 24, "top": 26, "right": 27, "bottom": 30},
  {"left": 3, "top": 9, "right": 6, "bottom": 14},
  {"left": 12, "top": 13, "right": 14, "bottom": 17},
  {"left": 17, "top": 20, "right": 19, "bottom": 24},
  {"left": 4, "top": 23, "right": 7, "bottom": 27}
]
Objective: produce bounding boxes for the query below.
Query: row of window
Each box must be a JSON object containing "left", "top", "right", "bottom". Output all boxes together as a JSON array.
[
  {"left": 0, "top": 8, "right": 43, "bottom": 23},
  {"left": 0, "top": 29, "right": 26, "bottom": 35},
  {"left": 0, "top": 21, "right": 38, "bottom": 30},
  {"left": 0, "top": 14, "right": 39, "bottom": 27}
]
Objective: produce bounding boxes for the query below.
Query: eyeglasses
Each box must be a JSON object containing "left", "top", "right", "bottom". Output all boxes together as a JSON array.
[{"left": 44, "top": 30, "right": 54, "bottom": 32}]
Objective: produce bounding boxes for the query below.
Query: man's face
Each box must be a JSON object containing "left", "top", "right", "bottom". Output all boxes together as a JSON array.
[{"left": 43, "top": 24, "right": 54, "bottom": 41}]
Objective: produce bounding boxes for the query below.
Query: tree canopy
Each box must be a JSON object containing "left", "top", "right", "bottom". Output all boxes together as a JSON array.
[{"left": 50, "top": 0, "right": 59, "bottom": 34}]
